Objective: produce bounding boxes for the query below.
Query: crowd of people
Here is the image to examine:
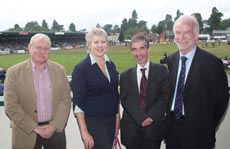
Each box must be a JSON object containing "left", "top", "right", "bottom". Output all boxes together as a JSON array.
[
  {"left": 3, "top": 15, "right": 230, "bottom": 149},
  {"left": 0, "top": 40, "right": 85, "bottom": 53}
]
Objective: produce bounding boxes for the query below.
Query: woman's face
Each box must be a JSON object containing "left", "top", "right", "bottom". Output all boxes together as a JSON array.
[{"left": 89, "top": 35, "right": 108, "bottom": 58}]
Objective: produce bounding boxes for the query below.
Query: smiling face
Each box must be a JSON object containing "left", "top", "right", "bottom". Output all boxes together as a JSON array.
[
  {"left": 28, "top": 38, "right": 51, "bottom": 66},
  {"left": 174, "top": 19, "right": 199, "bottom": 55},
  {"left": 89, "top": 35, "right": 108, "bottom": 58},
  {"left": 130, "top": 40, "right": 149, "bottom": 67}
]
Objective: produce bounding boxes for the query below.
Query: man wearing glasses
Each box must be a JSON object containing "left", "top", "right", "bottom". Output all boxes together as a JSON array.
[{"left": 4, "top": 33, "right": 71, "bottom": 149}]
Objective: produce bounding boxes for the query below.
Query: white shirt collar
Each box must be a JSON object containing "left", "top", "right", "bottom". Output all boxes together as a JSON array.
[
  {"left": 137, "top": 60, "right": 150, "bottom": 71},
  {"left": 89, "top": 53, "right": 110, "bottom": 65},
  {"left": 180, "top": 46, "right": 196, "bottom": 60}
]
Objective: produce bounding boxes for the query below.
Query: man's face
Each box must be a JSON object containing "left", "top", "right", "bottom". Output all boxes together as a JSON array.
[
  {"left": 28, "top": 39, "right": 50, "bottom": 65},
  {"left": 131, "top": 41, "right": 149, "bottom": 67},
  {"left": 174, "top": 20, "right": 199, "bottom": 54}
]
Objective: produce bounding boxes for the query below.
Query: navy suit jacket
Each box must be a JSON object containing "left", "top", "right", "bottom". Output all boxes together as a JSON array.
[
  {"left": 166, "top": 46, "right": 229, "bottom": 148},
  {"left": 120, "top": 62, "right": 168, "bottom": 146},
  {"left": 71, "top": 54, "right": 119, "bottom": 117}
]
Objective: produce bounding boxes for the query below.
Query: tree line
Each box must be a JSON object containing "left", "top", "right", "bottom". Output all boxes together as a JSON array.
[{"left": 5, "top": 7, "right": 230, "bottom": 41}]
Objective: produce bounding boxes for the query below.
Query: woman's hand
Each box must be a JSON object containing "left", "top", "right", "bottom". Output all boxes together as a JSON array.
[{"left": 81, "top": 131, "right": 94, "bottom": 149}]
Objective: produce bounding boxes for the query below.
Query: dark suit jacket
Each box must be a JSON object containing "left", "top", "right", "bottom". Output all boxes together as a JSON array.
[
  {"left": 166, "top": 46, "right": 229, "bottom": 148},
  {"left": 71, "top": 54, "right": 119, "bottom": 117},
  {"left": 120, "top": 62, "right": 168, "bottom": 146}
]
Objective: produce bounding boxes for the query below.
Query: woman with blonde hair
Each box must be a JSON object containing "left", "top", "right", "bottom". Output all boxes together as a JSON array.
[{"left": 71, "top": 28, "right": 120, "bottom": 149}]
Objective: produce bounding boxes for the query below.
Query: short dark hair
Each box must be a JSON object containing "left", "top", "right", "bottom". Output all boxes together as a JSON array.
[{"left": 130, "top": 34, "right": 149, "bottom": 50}]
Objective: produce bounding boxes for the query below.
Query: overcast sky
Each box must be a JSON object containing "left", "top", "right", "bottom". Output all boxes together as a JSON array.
[{"left": 0, "top": 0, "right": 229, "bottom": 31}]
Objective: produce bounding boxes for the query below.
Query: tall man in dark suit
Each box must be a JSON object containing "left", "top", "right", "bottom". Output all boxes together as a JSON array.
[
  {"left": 165, "top": 15, "right": 229, "bottom": 149},
  {"left": 120, "top": 34, "right": 168, "bottom": 149}
]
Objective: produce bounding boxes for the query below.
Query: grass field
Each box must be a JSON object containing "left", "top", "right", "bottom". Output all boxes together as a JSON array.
[{"left": 0, "top": 43, "right": 229, "bottom": 75}]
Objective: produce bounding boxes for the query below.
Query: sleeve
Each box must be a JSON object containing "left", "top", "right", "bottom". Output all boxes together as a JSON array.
[
  {"left": 4, "top": 67, "right": 37, "bottom": 135},
  {"left": 71, "top": 63, "right": 88, "bottom": 114}
]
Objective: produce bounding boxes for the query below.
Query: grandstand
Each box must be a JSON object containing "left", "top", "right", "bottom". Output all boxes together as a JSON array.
[
  {"left": 108, "top": 33, "right": 120, "bottom": 45},
  {"left": 0, "top": 31, "right": 86, "bottom": 53}
]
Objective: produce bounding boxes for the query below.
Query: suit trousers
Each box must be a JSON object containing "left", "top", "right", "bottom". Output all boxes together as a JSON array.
[
  {"left": 85, "top": 115, "right": 116, "bottom": 149},
  {"left": 166, "top": 114, "right": 214, "bottom": 149},
  {"left": 34, "top": 131, "right": 66, "bottom": 149},
  {"left": 166, "top": 116, "right": 193, "bottom": 149},
  {"left": 34, "top": 121, "right": 66, "bottom": 149},
  {"left": 126, "top": 126, "right": 161, "bottom": 149}
]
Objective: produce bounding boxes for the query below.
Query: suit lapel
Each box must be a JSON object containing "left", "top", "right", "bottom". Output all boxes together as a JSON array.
[
  {"left": 47, "top": 61, "right": 56, "bottom": 106},
  {"left": 184, "top": 48, "right": 200, "bottom": 90},
  {"left": 146, "top": 63, "right": 155, "bottom": 104},
  {"left": 171, "top": 54, "right": 180, "bottom": 93},
  {"left": 131, "top": 66, "right": 140, "bottom": 100},
  {"left": 24, "top": 60, "right": 36, "bottom": 101}
]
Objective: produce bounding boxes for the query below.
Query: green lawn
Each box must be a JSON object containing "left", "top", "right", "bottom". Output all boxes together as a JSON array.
[{"left": 0, "top": 43, "right": 229, "bottom": 75}]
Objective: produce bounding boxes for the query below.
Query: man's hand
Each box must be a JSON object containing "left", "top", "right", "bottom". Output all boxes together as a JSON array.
[
  {"left": 34, "top": 125, "right": 56, "bottom": 139},
  {"left": 141, "top": 118, "right": 153, "bottom": 127}
]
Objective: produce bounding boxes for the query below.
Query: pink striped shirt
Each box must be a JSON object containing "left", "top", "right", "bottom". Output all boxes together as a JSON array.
[{"left": 31, "top": 60, "right": 52, "bottom": 123}]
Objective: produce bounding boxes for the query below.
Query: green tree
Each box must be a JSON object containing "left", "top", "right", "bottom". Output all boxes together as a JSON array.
[
  {"left": 118, "top": 31, "right": 125, "bottom": 42},
  {"left": 96, "top": 23, "right": 101, "bottom": 28},
  {"left": 138, "top": 20, "right": 147, "bottom": 28},
  {"left": 192, "top": 13, "right": 203, "bottom": 32},
  {"left": 165, "top": 14, "right": 173, "bottom": 31},
  {"left": 51, "top": 20, "right": 64, "bottom": 31},
  {"left": 120, "top": 18, "right": 128, "bottom": 32},
  {"left": 220, "top": 18, "right": 230, "bottom": 30},
  {"left": 124, "top": 26, "right": 148, "bottom": 39},
  {"left": 103, "top": 24, "right": 113, "bottom": 33},
  {"left": 42, "top": 19, "right": 49, "bottom": 29},
  {"left": 156, "top": 20, "right": 165, "bottom": 34},
  {"left": 174, "top": 10, "right": 183, "bottom": 21},
  {"left": 69, "top": 23, "right": 76, "bottom": 32},
  {"left": 113, "top": 25, "right": 120, "bottom": 33},
  {"left": 208, "top": 7, "right": 223, "bottom": 33},
  {"left": 24, "top": 21, "right": 43, "bottom": 31},
  {"left": 128, "top": 10, "right": 138, "bottom": 28},
  {"left": 151, "top": 24, "right": 157, "bottom": 33},
  {"left": 8, "top": 24, "right": 23, "bottom": 32}
]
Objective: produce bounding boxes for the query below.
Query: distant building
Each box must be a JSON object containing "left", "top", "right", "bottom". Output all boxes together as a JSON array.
[
  {"left": 212, "top": 30, "right": 230, "bottom": 40},
  {"left": 198, "top": 34, "right": 211, "bottom": 41},
  {"left": 108, "top": 33, "right": 120, "bottom": 45}
]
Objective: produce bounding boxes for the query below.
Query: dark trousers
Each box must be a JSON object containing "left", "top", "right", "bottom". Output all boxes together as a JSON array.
[
  {"left": 126, "top": 127, "right": 161, "bottom": 149},
  {"left": 34, "top": 131, "right": 66, "bottom": 149},
  {"left": 166, "top": 114, "right": 213, "bottom": 149},
  {"left": 85, "top": 115, "right": 116, "bottom": 149},
  {"left": 166, "top": 117, "right": 192, "bottom": 149}
]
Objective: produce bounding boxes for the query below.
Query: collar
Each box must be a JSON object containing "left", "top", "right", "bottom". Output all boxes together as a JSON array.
[
  {"left": 137, "top": 60, "right": 150, "bottom": 71},
  {"left": 180, "top": 46, "right": 196, "bottom": 60},
  {"left": 30, "top": 59, "right": 48, "bottom": 72},
  {"left": 89, "top": 53, "right": 110, "bottom": 65}
]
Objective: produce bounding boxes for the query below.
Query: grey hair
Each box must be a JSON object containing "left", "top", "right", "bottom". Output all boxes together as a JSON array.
[
  {"left": 29, "top": 33, "right": 51, "bottom": 46},
  {"left": 85, "top": 28, "right": 108, "bottom": 49},
  {"left": 173, "top": 15, "right": 200, "bottom": 34}
]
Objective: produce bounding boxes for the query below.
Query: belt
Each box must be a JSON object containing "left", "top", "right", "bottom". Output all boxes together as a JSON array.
[{"left": 38, "top": 121, "right": 49, "bottom": 126}]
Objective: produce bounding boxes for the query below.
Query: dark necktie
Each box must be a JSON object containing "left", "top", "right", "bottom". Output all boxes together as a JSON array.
[
  {"left": 139, "top": 68, "right": 147, "bottom": 111},
  {"left": 174, "top": 56, "right": 187, "bottom": 119}
]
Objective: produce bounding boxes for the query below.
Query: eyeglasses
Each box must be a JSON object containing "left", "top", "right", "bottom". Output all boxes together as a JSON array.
[{"left": 32, "top": 46, "right": 50, "bottom": 51}]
